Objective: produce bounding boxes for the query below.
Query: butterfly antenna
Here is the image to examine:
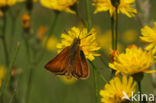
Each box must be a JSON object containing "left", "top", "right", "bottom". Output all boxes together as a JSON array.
[{"left": 81, "top": 32, "right": 93, "bottom": 40}]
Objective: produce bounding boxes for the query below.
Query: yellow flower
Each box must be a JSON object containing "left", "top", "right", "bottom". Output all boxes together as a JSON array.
[
  {"left": 109, "top": 45, "right": 155, "bottom": 75},
  {"left": 40, "top": 0, "right": 77, "bottom": 14},
  {"left": 0, "top": 0, "right": 23, "bottom": 7},
  {"left": 57, "top": 27, "right": 101, "bottom": 61},
  {"left": 100, "top": 75, "right": 136, "bottom": 103},
  {"left": 97, "top": 30, "right": 123, "bottom": 53},
  {"left": 122, "top": 30, "right": 138, "bottom": 43},
  {"left": 42, "top": 36, "right": 58, "bottom": 52},
  {"left": 59, "top": 76, "right": 77, "bottom": 84},
  {"left": 93, "top": 0, "right": 137, "bottom": 17},
  {"left": 140, "top": 22, "right": 156, "bottom": 54},
  {"left": 0, "top": 66, "right": 6, "bottom": 87}
]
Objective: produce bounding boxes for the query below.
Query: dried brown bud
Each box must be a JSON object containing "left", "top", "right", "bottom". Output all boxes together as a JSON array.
[
  {"left": 37, "top": 26, "right": 47, "bottom": 40},
  {"left": 0, "top": 10, "right": 4, "bottom": 17},
  {"left": 21, "top": 13, "right": 31, "bottom": 30},
  {"left": 127, "top": 44, "right": 138, "bottom": 49},
  {"left": 110, "top": 50, "right": 119, "bottom": 62}
]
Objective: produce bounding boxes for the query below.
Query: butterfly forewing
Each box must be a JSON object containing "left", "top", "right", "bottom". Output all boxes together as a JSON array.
[{"left": 45, "top": 47, "right": 70, "bottom": 75}]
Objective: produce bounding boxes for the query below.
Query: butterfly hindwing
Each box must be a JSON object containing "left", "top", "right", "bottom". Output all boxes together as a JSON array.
[{"left": 72, "top": 46, "right": 89, "bottom": 79}]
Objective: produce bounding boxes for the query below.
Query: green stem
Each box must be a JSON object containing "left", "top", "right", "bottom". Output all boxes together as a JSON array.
[
  {"left": 0, "top": 11, "right": 9, "bottom": 66},
  {"left": 25, "top": 65, "right": 34, "bottom": 103},
  {"left": 115, "top": 7, "right": 118, "bottom": 50},
  {"left": 24, "top": 11, "right": 60, "bottom": 103},
  {"left": 89, "top": 61, "right": 100, "bottom": 103},
  {"left": 37, "top": 11, "right": 60, "bottom": 64},
  {"left": 48, "top": 11, "right": 60, "bottom": 36},
  {"left": 138, "top": 81, "right": 142, "bottom": 103},
  {"left": 86, "top": 0, "right": 92, "bottom": 31},
  {"left": 9, "top": 10, "right": 19, "bottom": 52},
  {"left": 100, "top": 74, "right": 108, "bottom": 83},
  {"left": 0, "top": 42, "right": 20, "bottom": 96},
  {"left": 111, "top": 17, "right": 115, "bottom": 50},
  {"left": 85, "top": 1, "right": 100, "bottom": 103},
  {"left": 110, "top": 16, "right": 116, "bottom": 77},
  {"left": 75, "top": 3, "right": 86, "bottom": 27}
]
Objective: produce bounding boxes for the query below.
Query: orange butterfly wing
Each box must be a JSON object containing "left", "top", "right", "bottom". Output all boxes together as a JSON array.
[
  {"left": 72, "top": 47, "right": 89, "bottom": 79},
  {"left": 45, "top": 47, "right": 70, "bottom": 75}
]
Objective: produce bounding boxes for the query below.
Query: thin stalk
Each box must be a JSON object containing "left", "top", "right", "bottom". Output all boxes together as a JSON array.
[
  {"left": 110, "top": 8, "right": 119, "bottom": 78},
  {"left": 0, "top": 42, "right": 20, "bottom": 96},
  {"left": 138, "top": 81, "right": 142, "bottom": 103},
  {"left": 100, "top": 74, "right": 108, "bottom": 83},
  {"left": 75, "top": 3, "right": 86, "bottom": 27},
  {"left": 111, "top": 16, "right": 115, "bottom": 50},
  {"left": 110, "top": 15, "right": 116, "bottom": 77},
  {"left": 86, "top": 0, "right": 92, "bottom": 31},
  {"left": 1, "top": 11, "right": 9, "bottom": 65},
  {"left": 24, "top": 11, "right": 60, "bottom": 103},
  {"left": 25, "top": 65, "right": 34, "bottom": 103},
  {"left": 9, "top": 11, "right": 19, "bottom": 52},
  {"left": 37, "top": 11, "right": 60, "bottom": 64},
  {"left": 48, "top": 11, "right": 60, "bottom": 36},
  {"left": 89, "top": 61, "right": 100, "bottom": 103},
  {"left": 115, "top": 7, "right": 118, "bottom": 50},
  {"left": 85, "top": 1, "right": 99, "bottom": 103}
]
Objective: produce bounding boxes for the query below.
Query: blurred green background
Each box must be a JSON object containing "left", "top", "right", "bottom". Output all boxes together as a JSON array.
[{"left": 0, "top": 0, "right": 156, "bottom": 103}]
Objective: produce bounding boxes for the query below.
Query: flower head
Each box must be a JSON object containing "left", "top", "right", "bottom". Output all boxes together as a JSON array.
[
  {"left": 59, "top": 76, "right": 77, "bottom": 84},
  {"left": 40, "top": 0, "right": 77, "bottom": 14},
  {"left": 0, "top": 0, "right": 23, "bottom": 7},
  {"left": 57, "top": 27, "right": 100, "bottom": 61},
  {"left": 100, "top": 75, "right": 136, "bottom": 103},
  {"left": 140, "top": 22, "right": 156, "bottom": 54},
  {"left": 93, "top": 0, "right": 137, "bottom": 17},
  {"left": 109, "top": 45, "right": 155, "bottom": 75},
  {"left": 43, "top": 36, "right": 58, "bottom": 52},
  {"left": 0, "top": 66, "right": 6, "bottom": 87}
]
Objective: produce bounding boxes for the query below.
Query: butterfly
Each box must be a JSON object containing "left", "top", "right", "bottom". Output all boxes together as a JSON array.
[{"left": 45, "top": 36, "right": 89, "bottom": 79}]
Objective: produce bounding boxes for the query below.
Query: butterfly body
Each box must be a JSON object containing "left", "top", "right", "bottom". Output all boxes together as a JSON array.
[{"left": 45, "top": 38, "right": 89, "bottom": 79}]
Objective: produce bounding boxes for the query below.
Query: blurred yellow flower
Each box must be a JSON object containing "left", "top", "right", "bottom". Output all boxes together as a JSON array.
[
  {"left": 40, "top": 0, "right": 77, "bottom": 14},
  {"left": 43, "top": 36, "right": 58, "bottom": 52},
  {"left": 93, "top": 0, "right": 137, "bottom": 17},
  {"left": 59, "top": 76, "right": 77, "bottom": 84},
  {"left": 100, "top": 75, "right": 136, "bottom": 103},
  {"left": 0, "top": 0, "right": 23, "bottom": 7},
  {"left": 109, "top": 45, "right": 155, "bottom": 75},
  {"left": 0, "top": 66, "right": 6, "bottom": 87},
  {"left": 140, "top": 22, "right": 156, "bottom": 54},
  {"left": 97, "top": 30, "right": 122, "bottom": 53},
  {"left": 122, "top": 30, "right": 138, "bottom": 43},
  {"left": 57, "top": 27, "right": 101, "bottom": 61}
]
